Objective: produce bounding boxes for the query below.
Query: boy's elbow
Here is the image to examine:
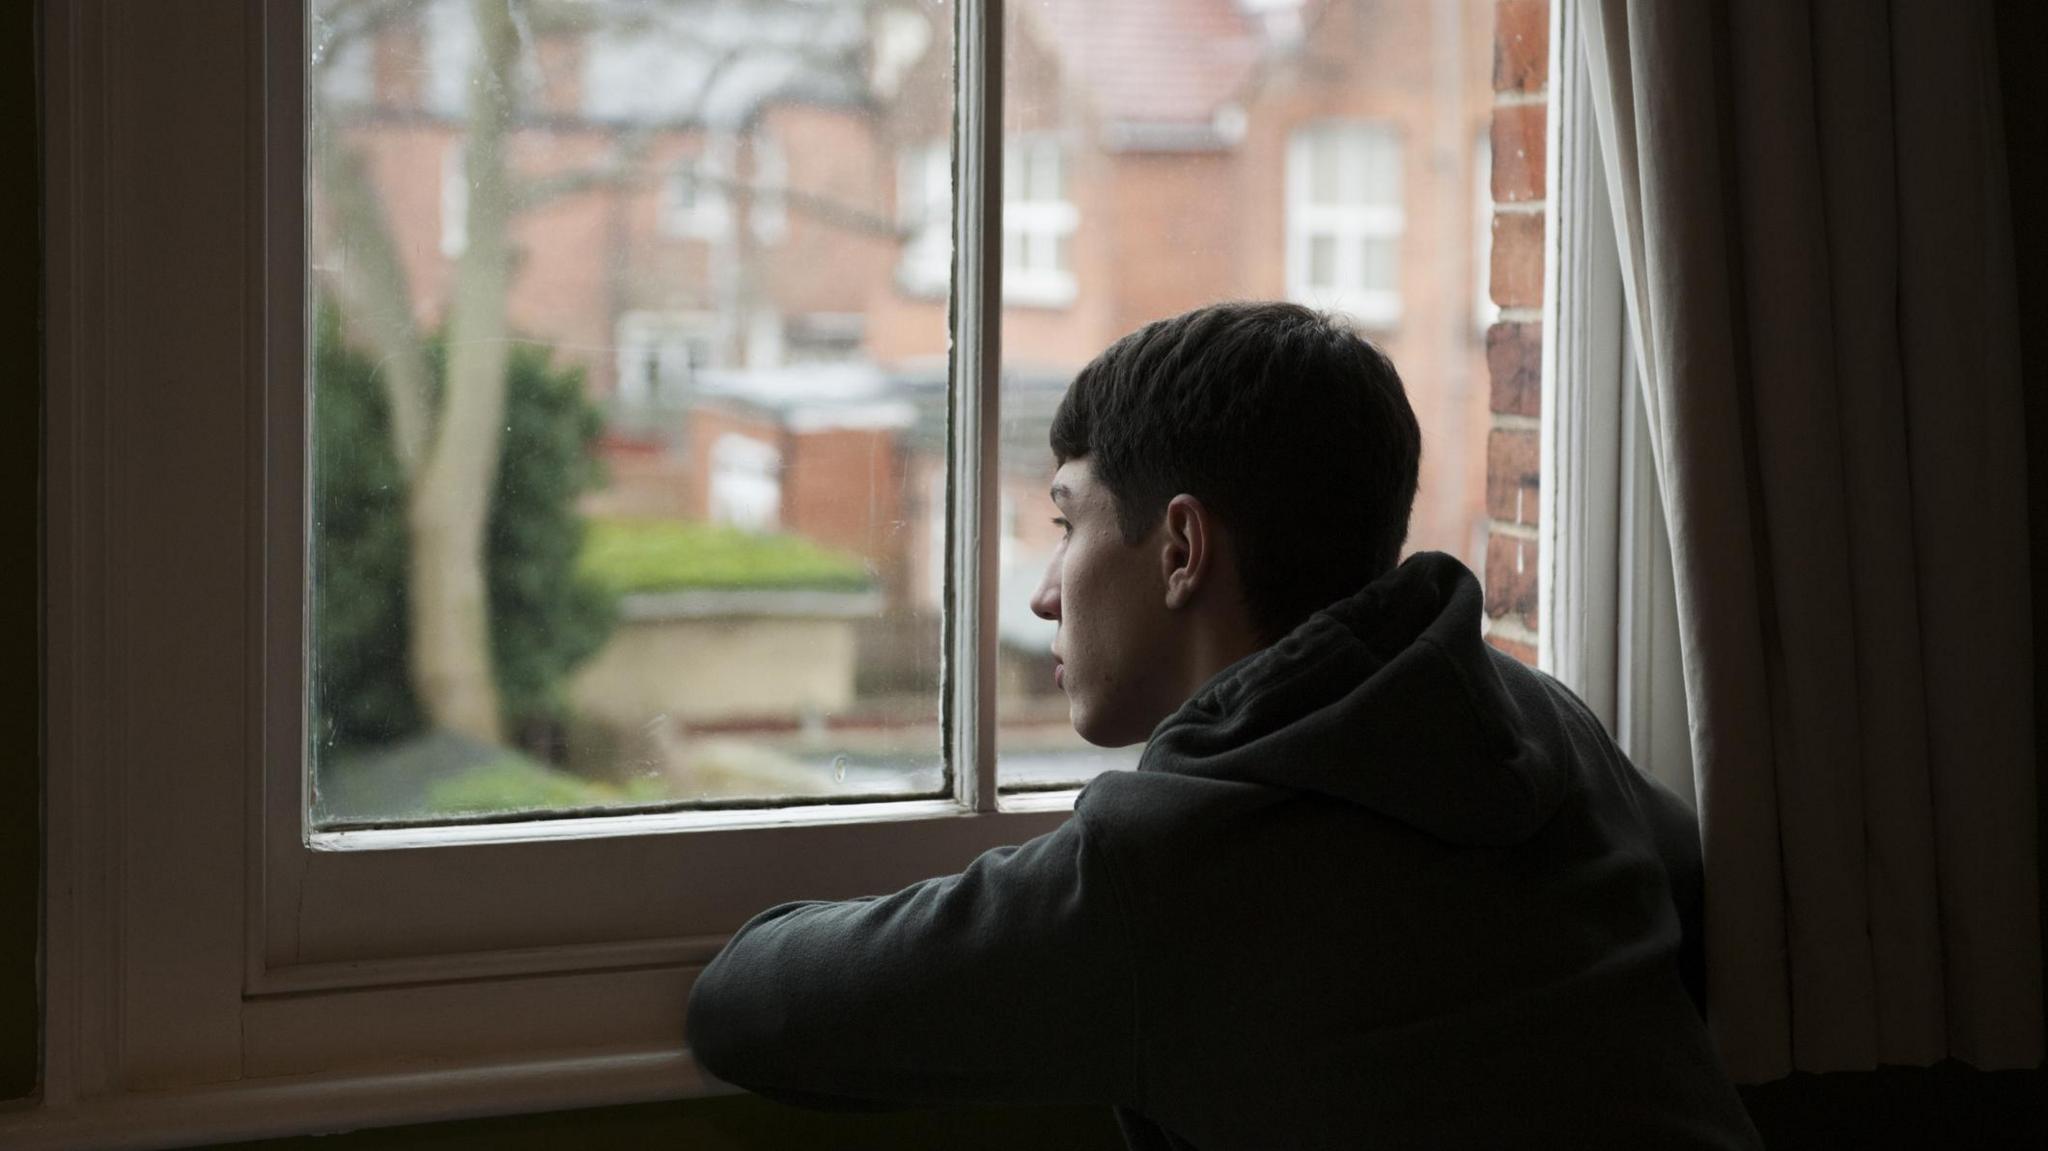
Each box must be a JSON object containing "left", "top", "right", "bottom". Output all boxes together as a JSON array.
[{"left": 685, "top": 954, "right": 763, "bottom": 1087}]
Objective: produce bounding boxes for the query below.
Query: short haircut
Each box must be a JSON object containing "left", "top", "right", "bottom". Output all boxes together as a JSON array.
[{"left": 1049, "top": 301, "right": 1422, "bottom": 642}]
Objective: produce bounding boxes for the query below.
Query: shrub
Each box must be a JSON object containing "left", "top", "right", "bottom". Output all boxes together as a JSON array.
[{"left": 310, "top": 311, "right": 617, "bottom": 752}]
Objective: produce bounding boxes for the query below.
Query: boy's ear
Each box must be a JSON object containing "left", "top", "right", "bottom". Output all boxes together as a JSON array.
[{"left": 1161, "top": 494, "right": 1211, "bottom": 611}]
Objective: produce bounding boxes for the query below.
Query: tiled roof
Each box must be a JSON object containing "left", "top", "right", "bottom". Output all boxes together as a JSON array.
[{"left": 1021, "top": 0, "right": 1270, "bottom": 128}]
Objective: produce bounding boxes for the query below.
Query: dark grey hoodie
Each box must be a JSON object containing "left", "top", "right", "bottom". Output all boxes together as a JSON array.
[{"left": 685, "top": 552, "right": 1764, "bottom": 1149}]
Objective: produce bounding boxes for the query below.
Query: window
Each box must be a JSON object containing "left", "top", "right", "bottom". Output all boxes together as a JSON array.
[
  {"left": 898, "top": 136, "right": 1076, "bottom": 304},
  {"left": 1286, "top": 121, "right": 1404, "bottom": 326},
  {"left": 896, "top": 140, "right": 952, "bottom": 295},
  {"left": 423, "top": 0, "right": 476, "bottom": 118},
  {"left": 1001, "top": 136, "right": 1077, "bottom": 305},
  {"left": 613, "top": 310, "right": 715, "bottom": 419},
  {"left": 708, "top": 433, "right": 783, "bottom": 532},
  {"left": 661, "top": 136, "right": 734, "bottom": 240},
  {"left": 25, "top": 1, "right": 1689, "bottom": 1144}
]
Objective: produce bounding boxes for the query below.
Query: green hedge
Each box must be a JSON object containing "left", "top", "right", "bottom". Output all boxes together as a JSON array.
[
  {"left": 422, "top": 756, "right": 669, "bottom": 816},
  {"left": 581, "top": 518, "right": 874, "bottom": 595}
]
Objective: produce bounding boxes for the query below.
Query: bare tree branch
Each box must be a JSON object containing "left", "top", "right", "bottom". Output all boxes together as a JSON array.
[
  {"left": 510, "top": 130, "right": 653, "bottom": 211},
  {"left": 689, "top": 166, "right": 909, "bottom": 240}
]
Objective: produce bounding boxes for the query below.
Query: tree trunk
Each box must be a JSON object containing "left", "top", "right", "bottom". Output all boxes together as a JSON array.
[{"left": 407, "top": 0, "right": 519, "bottom": 744}]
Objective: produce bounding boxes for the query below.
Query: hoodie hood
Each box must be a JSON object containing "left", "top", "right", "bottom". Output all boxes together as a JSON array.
[{"left": 1139, "top": 552, "right": 1567, "bottom": 848}]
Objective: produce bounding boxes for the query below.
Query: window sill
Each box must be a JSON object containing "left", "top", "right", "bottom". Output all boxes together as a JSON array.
[
  {"left": 0, "top": 1047, "right": 722, "bottom": 1151},
  {"left": 312, "top": 794, "right": 983, "bottom": 851}
]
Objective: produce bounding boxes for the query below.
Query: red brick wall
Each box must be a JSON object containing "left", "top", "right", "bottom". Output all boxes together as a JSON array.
[
  {"left": 783, "top": 424, "right": 908, "bottom": 583},
  {"left": 1229, "top": 0, "right": 1497, "bottom": 568},
  {"left": 1482, "top": 0, "right": 1547, "bottom": 666}
]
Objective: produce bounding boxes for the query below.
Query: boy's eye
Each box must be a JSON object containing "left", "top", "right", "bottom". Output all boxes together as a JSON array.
[{"left": 1052, "top": 517, "right": 1071, "bottom": 538}]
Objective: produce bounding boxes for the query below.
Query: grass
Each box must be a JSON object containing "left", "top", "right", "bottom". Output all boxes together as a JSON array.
[
  {"left": 422, "top": 756, "right": 671, "bottom": 816},
  {"left": 580, "top": 518, "right": 874, "bottom": 595}
]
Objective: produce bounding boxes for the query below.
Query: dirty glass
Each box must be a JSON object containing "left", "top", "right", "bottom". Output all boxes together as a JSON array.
[
  {"left": 995, "top": 0, "right": 1503, "bottom": 790},
  {"left": 307, "top": 0, "right": 955, "bottom": 825}
]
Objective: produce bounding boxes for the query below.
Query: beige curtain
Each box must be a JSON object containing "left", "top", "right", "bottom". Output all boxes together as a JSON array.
[{"left": 1580, "top": 0, "right": 2039, "bottom": 1082}]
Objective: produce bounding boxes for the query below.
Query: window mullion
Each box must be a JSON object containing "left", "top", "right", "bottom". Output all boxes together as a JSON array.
[{"left": 948, "top": 0, "right": 1004, "bottom": 813}]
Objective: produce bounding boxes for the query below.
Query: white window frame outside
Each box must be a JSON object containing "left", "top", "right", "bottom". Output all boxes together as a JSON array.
[
  {"left": 1284, "top": 119, "right": 1404, "bottom": 328},
  {"left": 18, "top": 1, "right": 1685, "bottom": 1146}
]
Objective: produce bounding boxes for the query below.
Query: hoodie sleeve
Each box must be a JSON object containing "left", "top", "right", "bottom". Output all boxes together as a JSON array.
[{"left": 684, "top": 812, "right": 1141, "bottom": 1109}]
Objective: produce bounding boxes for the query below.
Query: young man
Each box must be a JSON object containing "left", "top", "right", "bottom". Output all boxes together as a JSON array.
[{"left": 686, "top": 302, "right": 1763, "bottom": 1149}]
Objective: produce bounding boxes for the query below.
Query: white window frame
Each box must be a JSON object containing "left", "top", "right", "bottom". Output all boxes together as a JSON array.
[
  {"left": 1536, "top": 0, "right": 1694, "bottom": 804},
  {"left": 1284, "top": 119, "right": 1405, "bottom": 328},
  {"left": 25, "top": 1, "right": 1039, "bottom": 1145},
  {"left": 19, "top": 1, "right": 1686, "bottom": 1146}
]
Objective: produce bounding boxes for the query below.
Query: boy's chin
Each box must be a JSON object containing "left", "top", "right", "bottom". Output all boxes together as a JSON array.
[{"left": 1070, "top": 702, "right": 1150, "bottom": 750}]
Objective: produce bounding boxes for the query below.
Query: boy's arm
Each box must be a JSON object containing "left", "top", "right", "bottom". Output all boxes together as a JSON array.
[{"left": 684, "top": 813, "right": 1140, "bottom": 1109}]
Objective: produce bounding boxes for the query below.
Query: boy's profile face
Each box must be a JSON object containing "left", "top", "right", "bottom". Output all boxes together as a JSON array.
[{"left": 1030, "top": 457, "right": 1185, "bottom": 748}]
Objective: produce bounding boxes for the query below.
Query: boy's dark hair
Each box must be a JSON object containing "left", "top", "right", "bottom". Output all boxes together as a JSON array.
[{"left": 1049, "top": 301, "right": 1422, "bottom": 642}]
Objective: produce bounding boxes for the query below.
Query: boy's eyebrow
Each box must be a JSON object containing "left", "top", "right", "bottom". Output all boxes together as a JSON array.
[{"left": 1049, "top": 482, "right": 1072, "bottom": 507}]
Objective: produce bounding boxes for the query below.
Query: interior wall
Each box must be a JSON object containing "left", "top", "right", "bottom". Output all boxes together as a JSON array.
[
  {"left": 4, "top": 0, "right": 42, "bottom": 1109},
  {"left": 2002, "top": 0, "right": 2048, "bottom": 1065}
]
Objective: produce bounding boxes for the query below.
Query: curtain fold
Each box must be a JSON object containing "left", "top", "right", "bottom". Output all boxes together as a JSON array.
[{"left": 1580, "top": 0, "right": 2039, "bottom": 1082}]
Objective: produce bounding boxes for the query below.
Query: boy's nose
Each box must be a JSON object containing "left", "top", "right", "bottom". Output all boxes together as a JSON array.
[{"left": 1029, "top": 568, "right": 1060, "bottom": 621}]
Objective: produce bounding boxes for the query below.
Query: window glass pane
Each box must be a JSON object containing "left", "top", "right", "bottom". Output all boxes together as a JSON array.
[
  {"left": 307, "top": 0, "right": 954, "bottom": 826},
  {"left": 998, "top": 0, "right": 1497, "bottom": 791}
]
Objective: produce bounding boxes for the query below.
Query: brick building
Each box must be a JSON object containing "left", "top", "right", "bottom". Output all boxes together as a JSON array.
[{"left": 314, "top": 0, "right": 1528, "bottom": 721}]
